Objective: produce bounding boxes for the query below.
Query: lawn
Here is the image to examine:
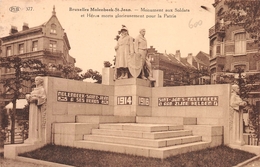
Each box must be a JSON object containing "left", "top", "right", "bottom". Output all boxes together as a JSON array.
[{"left": 20, "top": 144, "right": 256, "bottom": 167}]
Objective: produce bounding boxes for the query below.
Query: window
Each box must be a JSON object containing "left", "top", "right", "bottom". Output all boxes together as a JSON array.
[
  {"left": 220, "top": 42, "right": 225, "bottom": 55},
  {"left": 48, "top": 62, "right": 56, "bottom": 71},
  {"left": 170, "top": 75, "right": 174, "bottom": 81},
  {"left": 6, "top": 46, "right": 11, "bottom": 56},
  {"left": 210, "top": 68, "right": 216, "bottom": 84},
  {"left": 22, "top": 80, "right": 31, "bottom": 93},
  {"left": 51, "top": 24, "right": 57, "bottom": 34},
  {"left": 19, "top": 44, "right": 24, "bottom": 54},
  {"left": 211, "top": 38, "right": 217, "bottom": 58},
  {"left": 235, "top": 32, "right": 246, "bottom": 55},
  {"left": 234, "top": 64, "right": 246, "bottom": 71},
  {"left": 212, "top": 45, "right": 216, "bottom": 58},
  {"left": 6, "top": 67, "right": 11, "bottom": 73},
  {"left": 217, "top": 8, "right": 224, "bottom": 17},
  {"left": 49, "top": 41, "right": 57, "bottom": 52},
  {"left": 32, "top": 41, "right": 38, "bottom": 51}
]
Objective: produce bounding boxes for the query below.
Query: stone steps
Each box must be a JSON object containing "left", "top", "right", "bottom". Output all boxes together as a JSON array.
[
  {"left": 83, "top": 135, "right": 202, "bottom": 148},
  {"left": 76, "top": 115, "right": 136, "bottom": 123},
  {"left": 99, "top": 123, "right": 184, "bottom": 132},
  {"left": 136, "top": 116, "right": 197, "bottom": 125},
  {"left": 91, "top": 129, "right": 193, "bottom": 139},
  {"left": 73, "top": 123, "right": 210, "bottom": 159},
  {"left": 52, "top": 120, "right": 222, "bottom": 159},
  {"left": 74, "top": 140, "right": 210, "bottom": 159}
]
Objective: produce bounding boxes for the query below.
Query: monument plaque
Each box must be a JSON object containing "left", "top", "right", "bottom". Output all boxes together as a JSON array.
[
  {"left": 57, "top": 91, "right": 109, "bottom": 105},
  {"left": 158, "top": 96, "right": 218, "bottom": 106},
  {"left": 138, "top": 97, "right": 150, "bottom": 106},
  {"left": 117, "top": 96, "right": 132, "bottom": 105}
]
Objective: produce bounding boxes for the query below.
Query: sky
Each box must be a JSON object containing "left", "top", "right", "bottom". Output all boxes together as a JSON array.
[{"left": 0, "top": 0, "right": 215, "bottom": 73}]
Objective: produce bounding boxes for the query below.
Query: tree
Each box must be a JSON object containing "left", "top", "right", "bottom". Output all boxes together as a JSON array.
[
  {"left": 0, "top": 56, "right": 45, "bottom": 144},
  {"left": 219, "top": 67, "right": 260, "bottom": 145},
  {"left": 81, "top": 69, "right": 102, "bottom": 84},
  {"left": 48, "top": 63, "right": 83, "bottom": 80},
  {"left": 0, "top": 56, "right": 87, "bottom": 143},
  {"left": 103, "top": 61, "right": 112, "bottom": 68},
  {"left": 0, "top": 106, "right": 9, "bottom": 146},
  {"left": 249, "top": 104, "right": 260, "bottom": 145},
  {"left": 223, "top": 0, "right": 260, "bottom": 58},
  {"left": 218, "top": 67, "right": 257, "bottom": 99},
  {"left": 169, "top": 68, "right": 210, "bottom": 86}
]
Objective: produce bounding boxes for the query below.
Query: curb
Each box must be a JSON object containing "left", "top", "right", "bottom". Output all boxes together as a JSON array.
[
  {"left": 233, "top": 155, "right": 260, "bottom": 167},
  {"left": 16, "top": 156, "right": 75, "bottom": 167}
]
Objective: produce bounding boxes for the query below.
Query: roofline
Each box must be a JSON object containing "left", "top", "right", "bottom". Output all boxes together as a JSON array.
[
  {"left": 1, "top": 27, "right": 43, "bottom": 40},
  {"left": 64, "top": 33, "right": 71, "bottom": 50}
]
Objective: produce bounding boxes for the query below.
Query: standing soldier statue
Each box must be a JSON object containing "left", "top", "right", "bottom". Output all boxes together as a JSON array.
[{"left": 114, "top": 26, "right": 134, "bottom": 80}]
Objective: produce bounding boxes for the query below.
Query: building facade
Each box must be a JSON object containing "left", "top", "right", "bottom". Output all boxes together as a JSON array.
[
  {"left": 209, "top": 0, "right": 260, "bottom": 84},
  {"left": 147, "top": 46, "right": 210, "bottom": 86},
  {"left": 0, "top": 7, "right": 75, "bottom": 106}
]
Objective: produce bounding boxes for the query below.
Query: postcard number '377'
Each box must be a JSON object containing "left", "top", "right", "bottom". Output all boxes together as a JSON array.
[{"left": 9, "top": 6, "right": 33, "bottom": 13}]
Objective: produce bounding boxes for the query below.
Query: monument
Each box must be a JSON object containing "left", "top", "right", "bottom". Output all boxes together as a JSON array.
[
  {"left": 114, "top": 26, "right": 155, "bottom": 81},
  {"left": 114, "top": 26, "right": 134, "bottom": 80},
  {"left": 133, "top": 28, "right": 154, "bottom": 81},
  {"left": 230, "top": 84, "right": 247, "bottom": 145},
  {"left": 25, "top": 76, "right": 47, "bottom": 144},
  {"left": 5, "top": 26, "right": 246, "bottom": 160}
]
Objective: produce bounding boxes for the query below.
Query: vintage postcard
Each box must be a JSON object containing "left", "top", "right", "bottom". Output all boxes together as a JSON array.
[
  {"left": 4, "top": 0, "right": 259, "bottom": 166},
  {"left": 0, "top": 0, "right": 214, "bottom": 74}
]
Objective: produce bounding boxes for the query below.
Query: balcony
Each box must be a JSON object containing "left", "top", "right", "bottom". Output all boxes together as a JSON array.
[
  {"left": 43, "top": 49, "right": 62, "bottom": 56},
  {"left": 210, "top": 56, "right": 226, "bottom": 68},
  {"left": 209, "top": 23, "right": 225, "bottom": 37},
  {"left": 9, "top": 49, "right": 63, "bottom": 58}
]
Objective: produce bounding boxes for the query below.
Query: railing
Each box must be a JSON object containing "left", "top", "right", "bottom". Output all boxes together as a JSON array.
[
  {"left": 248, "top": 134, "right": 259, "bottom": 146},
  {"left": 209, "top": 23, "right": 225, "bottom": 37},
  {"left": 43, "top": 49, "right": 62, "bottom": 56},
  {"left": 5, "top": 49, "right": 63, "bottom": 57},
  {"left": 4, "top": 129, "right": 28, "bottom": 144}
]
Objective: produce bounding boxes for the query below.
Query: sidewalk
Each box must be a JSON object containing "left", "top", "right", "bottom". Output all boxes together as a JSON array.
[
  {"left": 233, "top": 155, "right": 260, "bottom": 167},
  {"left": 0, "top": 147, "right": 51, "bottom": 167},
  {"left": 241, "top": 156, "right": 260, "bottom": 167}
]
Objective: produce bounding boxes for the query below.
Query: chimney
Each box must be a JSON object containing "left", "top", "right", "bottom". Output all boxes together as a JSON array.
[
  {"left": 187, "top": 53, "right": 193, "bottom": 65},
  {"left": 175, "top": 50, "right": 181, "bottom": 61},
  {"left": 22, "top": 23, "right": 29, "bottom": 31},
  {"left": 10, "top": 26, "right": 18, "bottom": 34}
]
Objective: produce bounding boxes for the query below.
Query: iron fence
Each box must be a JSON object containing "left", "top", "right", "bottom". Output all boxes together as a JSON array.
[{"left": 4, "top": 129, "right": 28, "bottom": 144}]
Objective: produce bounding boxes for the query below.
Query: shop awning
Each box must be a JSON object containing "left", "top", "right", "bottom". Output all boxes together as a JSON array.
[{"left": 5, "top": 99, "right": 28, "bottom": 109}]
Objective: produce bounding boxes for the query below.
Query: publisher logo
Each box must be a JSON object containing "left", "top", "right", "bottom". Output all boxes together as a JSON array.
[{"left": 9, "top": 6, "right": 21, "bottom": 13}]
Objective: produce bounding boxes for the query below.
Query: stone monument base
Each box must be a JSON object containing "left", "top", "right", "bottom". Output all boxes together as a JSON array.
[
  {"left": 4, "top": 72, "right": 235, "bottom": 160},
  {"left": 4, "top": 143, "right": 44, "bottom": 159}
]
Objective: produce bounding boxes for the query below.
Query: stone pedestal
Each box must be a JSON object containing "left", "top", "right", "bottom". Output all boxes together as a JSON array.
[
  {"left": 24, "top": 103, "right": 42, "bottom": 144},
  {"left": 233, "top": 110, "right": 245, "bottom": 145},
  {"left": 114, "top": 78, "right": 152, "bottom": 116},
  {"left": 153, "top": 70, "right": 164, "bottom": 87},
  {"left": 102, "top": 68, "right": 115, "bottom": 85}
]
